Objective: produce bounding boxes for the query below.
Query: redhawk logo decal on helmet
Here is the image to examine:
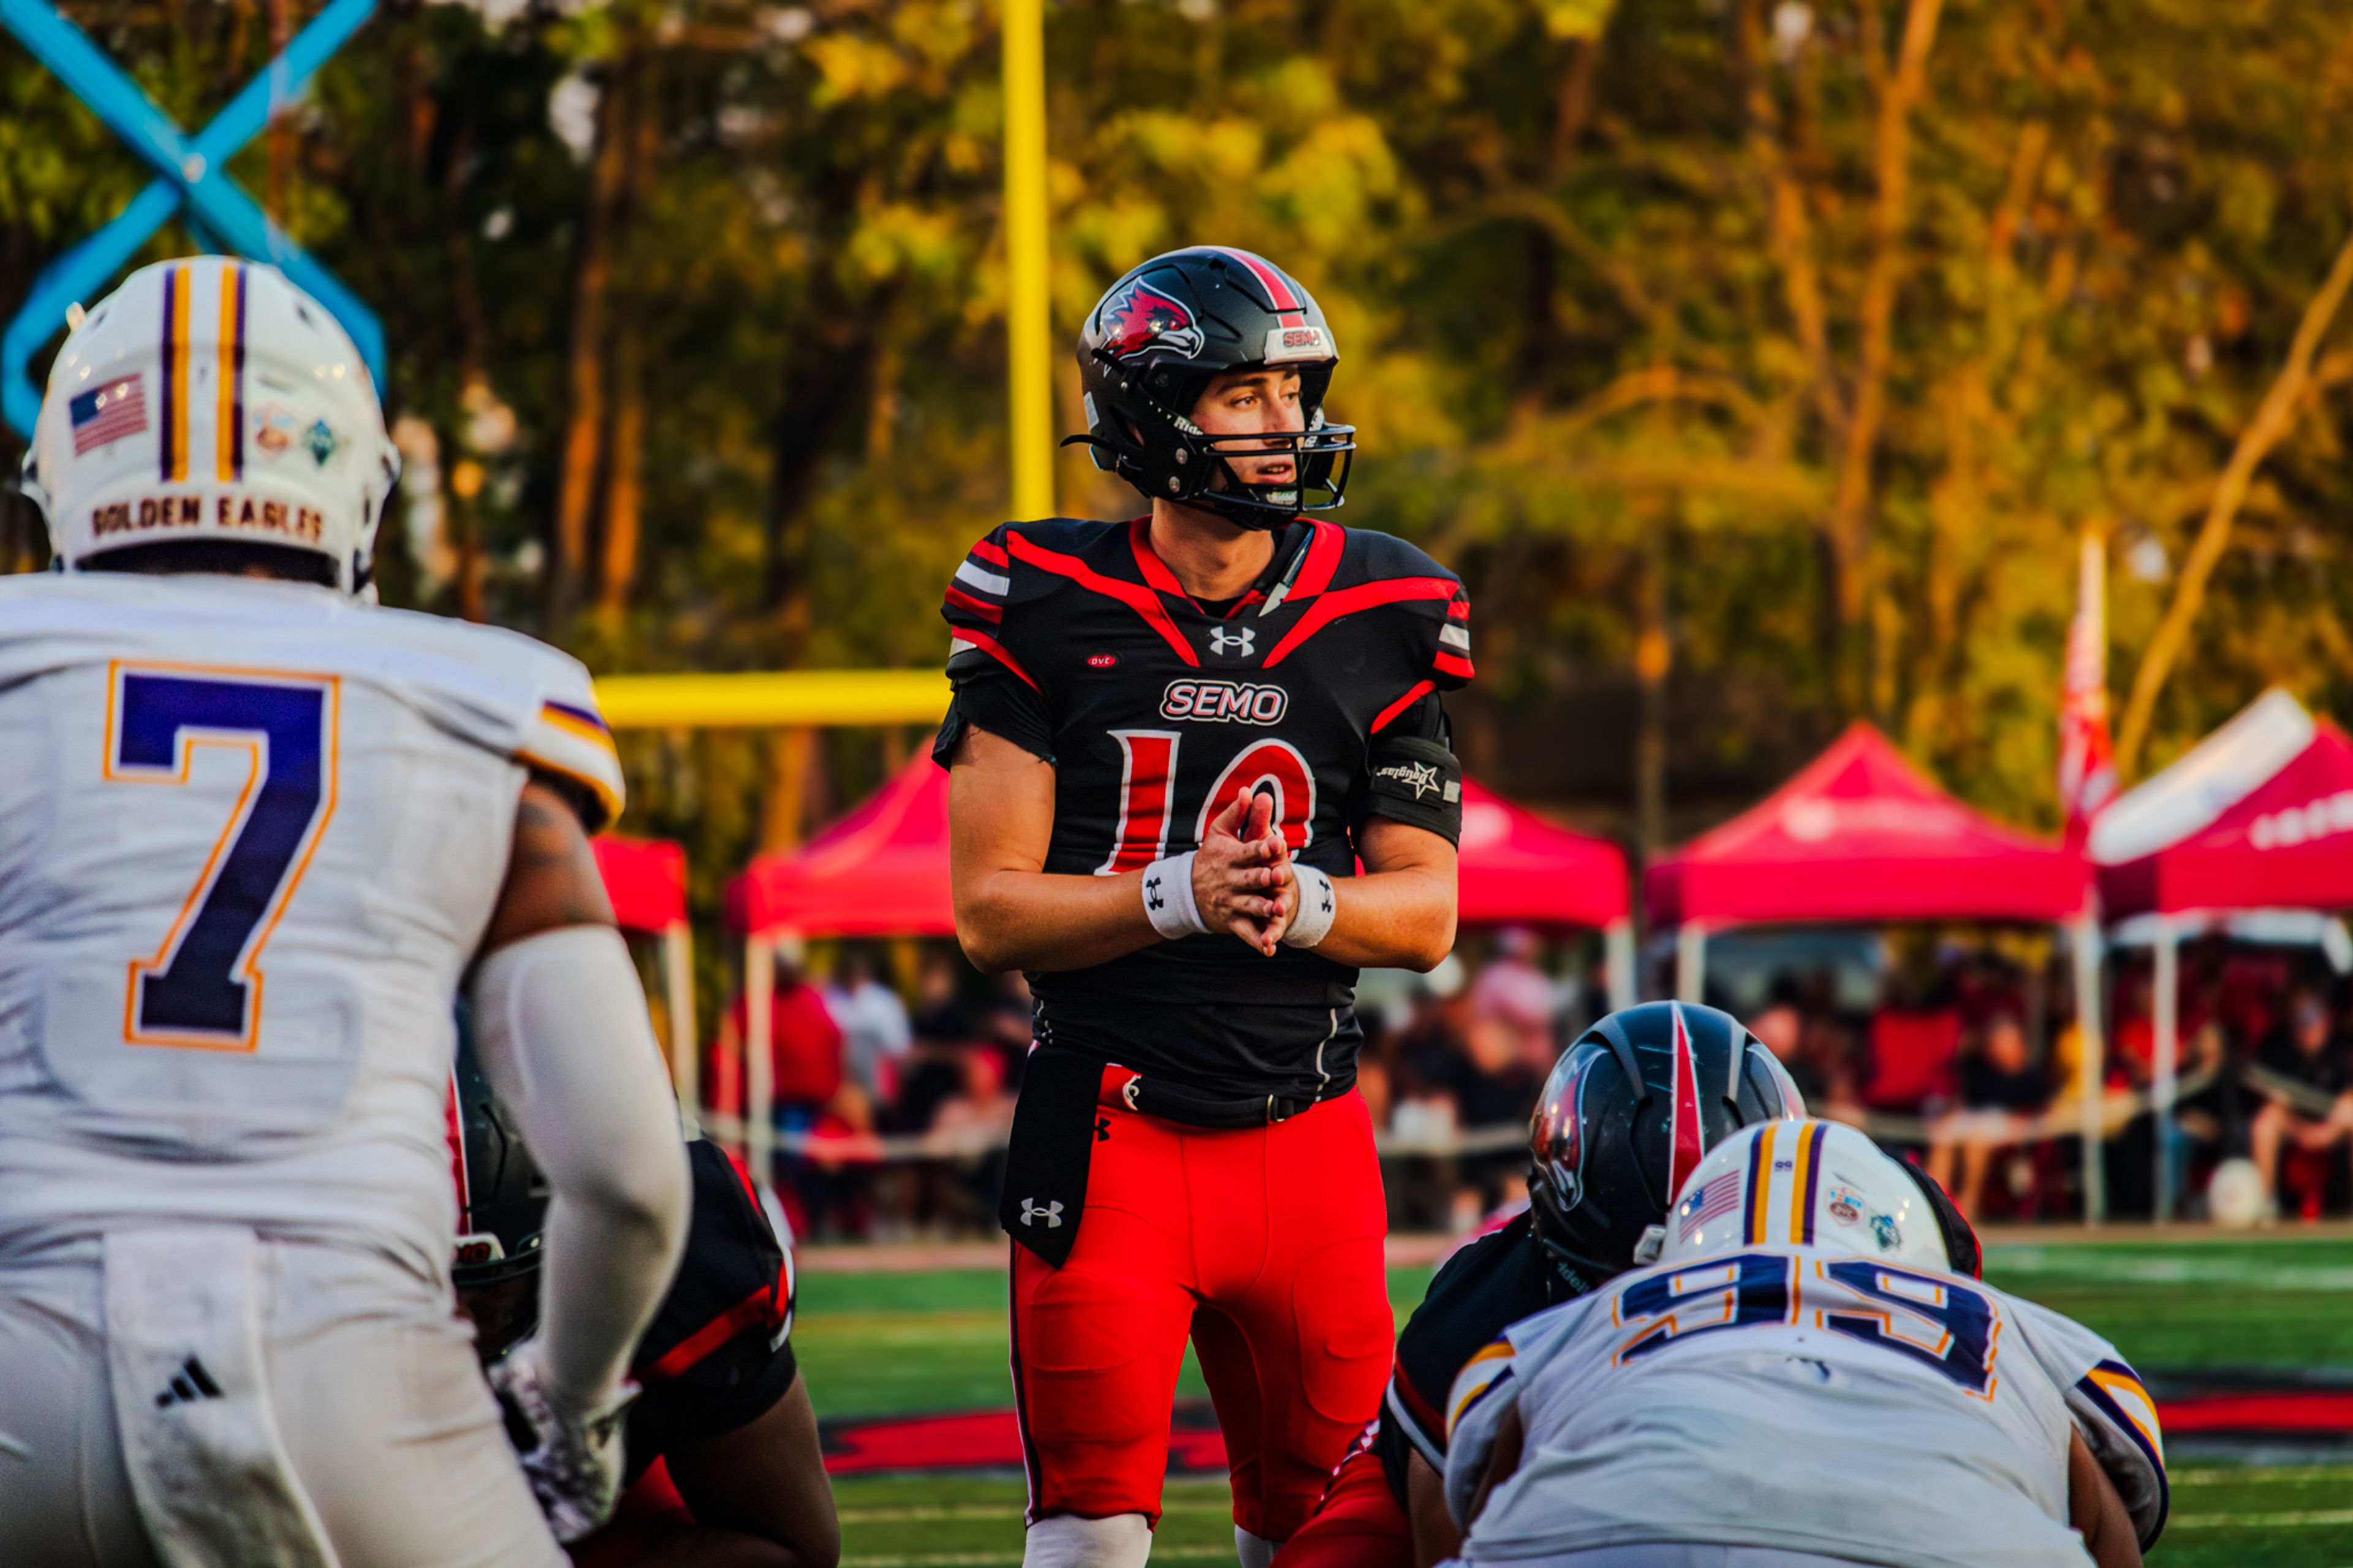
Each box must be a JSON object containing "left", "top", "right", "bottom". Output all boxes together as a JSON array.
[{"left": 1100, "top": 278, "right": 1205, "bottom": 360}]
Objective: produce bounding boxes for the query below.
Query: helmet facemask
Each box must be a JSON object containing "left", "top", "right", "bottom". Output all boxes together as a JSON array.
[{"left": 1071, "top": 247, "right": 1357, "bottom": 530}]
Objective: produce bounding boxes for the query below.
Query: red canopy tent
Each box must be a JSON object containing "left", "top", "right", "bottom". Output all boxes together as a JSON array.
[
  {"left": 2086, "top": 689, "right": 2353, "bottom": 1216},
  {"left": 593, "top": 835, "right": 689, "bottom": 933},
  {"left": 1644, "top": 723, "right": 2090, "bottom": 1001},
  {"left": 1646, "top": 722, "right": 2088, "bottom": 929},
  {"left": 729, "top": 757, "right": 957, "bottom": 938},
  {"left": 2091, "top": 691, "right": 2353, "bottom": 917},
  {"left": 590, "top": 833, "right": 698, "bottom": 1108},
  {"left": 730, "top": 757, "right": 1631, "bottom": 941}
]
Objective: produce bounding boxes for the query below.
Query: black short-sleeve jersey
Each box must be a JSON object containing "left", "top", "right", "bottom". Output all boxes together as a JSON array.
[
  {"left": 933, "top": 515, "right": 1474, "bottom": 1105},
  {"left": 1373, "top": 1211, "right": 1588, "bottom": 1507},
  {"left": 621, "top": 1139, "right": 799, "bottom": 1483}
]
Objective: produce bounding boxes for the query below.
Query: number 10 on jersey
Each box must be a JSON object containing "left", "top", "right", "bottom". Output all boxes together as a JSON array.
[{"left": 104, "top": 664, "right": 340, "bottom": 1051}]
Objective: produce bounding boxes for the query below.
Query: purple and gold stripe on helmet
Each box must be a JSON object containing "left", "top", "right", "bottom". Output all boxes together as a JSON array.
[
  {"left": 159, "top": 263, "right": 192, "bottom": 483},
  {"left": 1789, "top": 1120, "right": 1826, "bottom": 1244},
  {"left": 1743, "top": 1121, "right": 1777, "bottom": 1244},
  {"left": 217, "top": 262, "right": 248, "bottom": 482}
]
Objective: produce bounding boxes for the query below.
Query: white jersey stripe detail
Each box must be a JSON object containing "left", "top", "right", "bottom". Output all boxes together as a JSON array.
[{"left": 956, "top": 560, "right": 1011, "bottom": 597}]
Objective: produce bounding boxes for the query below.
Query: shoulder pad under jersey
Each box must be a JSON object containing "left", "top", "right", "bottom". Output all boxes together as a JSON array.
[
  {"left": 0, "top": 575, "right": 623, "bottom": 830},
  {"left": 1284, "top": 526, "right": 1472, "bottom": 691},
  {"left": 372, "top": 608, "right": 624, "bottom": 831},
  {"left": 2009, "top": 1294, "right": 2167, "bottom": 1550}
]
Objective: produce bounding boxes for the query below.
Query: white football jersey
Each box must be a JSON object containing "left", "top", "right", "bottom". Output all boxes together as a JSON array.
[
  {"left": 0, "top": 573, "right": 626, "bottom": 1281},
  {"left": 1445, "top": 1244, "right": 2166, "bottom": 1568}
]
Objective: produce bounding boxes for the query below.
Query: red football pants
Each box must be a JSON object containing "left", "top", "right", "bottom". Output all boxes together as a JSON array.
[
  {"left": 1009, "top": 1071, "right": 1392, "bottom": 1539},
  {"left": 1271, "top": 1447, "right": 1413, "bottom": 1568}
]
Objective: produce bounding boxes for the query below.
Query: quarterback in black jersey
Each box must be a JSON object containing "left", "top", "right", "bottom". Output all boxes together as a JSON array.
[
  {"left": 1276, "top": 1003, "right": 1802, "bottom": 1568},
  {"left": 938, "top": 246, "right": 1471, "bottom": 1568}
]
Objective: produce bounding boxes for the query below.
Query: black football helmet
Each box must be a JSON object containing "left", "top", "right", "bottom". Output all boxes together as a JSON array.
[
  {"left": 449, "top": 1007, "right": 548, "bottom": 1293},
  {"left": 1527, "top": 1001, "right": 1802, "bottom": 1287},
  {"left": 1067, "top": 246, "right": 1354, "bottom": 528}
]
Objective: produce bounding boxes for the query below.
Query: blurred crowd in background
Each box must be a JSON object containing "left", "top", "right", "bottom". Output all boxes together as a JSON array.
[{"left": 702, "top": 928, "right": 2353, "bottom": 1243}]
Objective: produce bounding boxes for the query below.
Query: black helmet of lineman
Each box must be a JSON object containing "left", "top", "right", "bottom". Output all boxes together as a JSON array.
[
  {"left": 1068, "top": 246, "right": 1355, "bottom": 529},
  {"left": 449, "top": 1006, "right": 548, "bottom": 1295},
  {"left": 1526, "top": 1001, "right": 1803, "bottom": 1287}
]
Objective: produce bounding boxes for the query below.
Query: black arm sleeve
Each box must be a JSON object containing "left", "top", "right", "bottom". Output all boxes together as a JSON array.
[{"left": 1355, "top": 691, "right": 1463, "bottom": 844}]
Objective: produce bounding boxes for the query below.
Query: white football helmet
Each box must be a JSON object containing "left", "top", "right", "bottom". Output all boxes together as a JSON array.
[
  {"left": 1659, "top": 1116, "right": 1975, "bottom": 1275},
  {"left": 25, "top": 257, "right": 398, "bottom": 594}
]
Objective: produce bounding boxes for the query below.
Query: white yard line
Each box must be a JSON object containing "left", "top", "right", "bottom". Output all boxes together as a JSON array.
[{"left": 2170, "top": 1508, "right": 2353, "bottom": 1528}]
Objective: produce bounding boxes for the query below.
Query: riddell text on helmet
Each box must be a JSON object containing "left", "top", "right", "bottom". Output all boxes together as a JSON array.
[{"left": 91, "top": 493, "right": 328, "bottom": 545}]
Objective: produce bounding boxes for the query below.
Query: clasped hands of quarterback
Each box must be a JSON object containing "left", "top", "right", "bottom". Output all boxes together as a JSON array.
[{"left": 1165, "top": 787, "right": 1336, "bottom": 956}]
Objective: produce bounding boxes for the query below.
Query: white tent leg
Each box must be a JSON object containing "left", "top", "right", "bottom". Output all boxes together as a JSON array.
[
  {"left": 1605, "top": 920, "right": 1637, "bottom": 1012},
  {"left": 746, "top": 934, "right": 776, "bottom": 1184},
  {"left": 1675, "top": 924, "right": 1708, "bottom": 1005},
  {"left": 2069, "top": 914, "right": 2105, "bottom": 1225},
  {"left": 664, "top": 921, "right": 699, "bottom": 1139},
  {"left": 2152, "top": 919, "right": 2179, "bottom": 1222}
]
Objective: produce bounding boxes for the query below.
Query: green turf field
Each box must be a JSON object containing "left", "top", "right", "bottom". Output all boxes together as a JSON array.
[{"left": 798, "top": 1234, "right": 2353, "bottom": 1565}]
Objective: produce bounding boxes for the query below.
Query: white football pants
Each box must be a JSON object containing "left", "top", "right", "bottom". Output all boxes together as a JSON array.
[{"left": 0, "top": 1229, "right": 565, "bottom": 1568}]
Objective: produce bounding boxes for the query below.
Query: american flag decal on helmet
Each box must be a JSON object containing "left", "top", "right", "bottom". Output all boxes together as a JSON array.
[
  {"left": 69, "top": 376, "right": 148, "bottom": 455},
  {"left": 1677, "top": 1170, "right": 1741, "bottom": 1242}
]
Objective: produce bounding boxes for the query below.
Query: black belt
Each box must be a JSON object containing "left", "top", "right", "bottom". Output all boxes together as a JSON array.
[{"left": 1124, "top": 1072, "right": 1317, "bottom": 1129}]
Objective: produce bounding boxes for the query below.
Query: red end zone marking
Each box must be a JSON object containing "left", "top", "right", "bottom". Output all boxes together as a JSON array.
[{"left": 2154, "top": 1392, "right": 2353, "bottom": 1433}]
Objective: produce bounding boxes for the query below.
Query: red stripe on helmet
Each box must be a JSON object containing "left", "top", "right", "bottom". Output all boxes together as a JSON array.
[
  {"left": 1667, "top": 1002, "right": 1705, "bottom": 1201},
  {"left": 1213, "top": 246, "right": 1306, "bottom": 324},
  {"left": 445, "top": 1071, "right": 471, "bottom": 1217}
]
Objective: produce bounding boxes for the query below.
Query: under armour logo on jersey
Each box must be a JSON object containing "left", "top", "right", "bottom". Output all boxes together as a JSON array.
[
  {"left": 1208, "top": 626, "right": 1256, "bottom": 657},
  {"left": 1019, "top": 1197, "right": 1064, "bottom": 1229},
  {"left": 154, "top": 1355, "right": 225, "bottom": 1409}
]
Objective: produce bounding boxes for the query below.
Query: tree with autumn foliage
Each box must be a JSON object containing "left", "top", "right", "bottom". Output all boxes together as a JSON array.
[{"left": 9, "top": 0, "right": 2353, "bottom": 890}]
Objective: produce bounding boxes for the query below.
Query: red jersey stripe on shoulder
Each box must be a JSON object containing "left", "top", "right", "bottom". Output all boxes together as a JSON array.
[
  {"left": 643, "top": 1282, "right": 776, "bottom": 1383},
  {"left": 1262, "top": 576, "right": 1457, "bottom": 668},
  {"left": 952, "top": 628, "right": 1040, "bottom": 689},
  {"left": 1447, "top": 597, "right": 1468, "bottom": 619},
  {"left": 1393, "top": 1366, "right": 1447, "bottom": 1447},
  {"left": 1126, "top": 517, "right": 1189, "bottom": 600},
  {"left": 1434, "top": 649, "right": 1476, "bottom": 681},
  {"left": 1292, "top": 518, "right": 1346, "bottom": 599},
  {"left": 944, "top": 585, "right": 1004, "bottom": 623},
  {"left": 1004, "top": 529, "right": 1200, "bottom": 667},
  {"left": 968, "top": 536, "right": 1010, "bottom": 567},
  {"left": 1370, "top": 680, "right": 1436, "bottom": 735}
]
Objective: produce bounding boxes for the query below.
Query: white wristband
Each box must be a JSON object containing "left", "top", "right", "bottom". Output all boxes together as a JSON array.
[
  {"left": 1281, "top": 865, "right": 1338, "bottom": 949},
  {"left": 1142, "top": 851, "right": 1210, "bottom": 940}
]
